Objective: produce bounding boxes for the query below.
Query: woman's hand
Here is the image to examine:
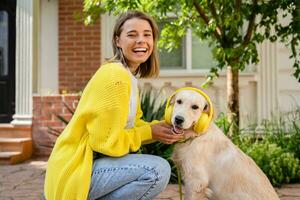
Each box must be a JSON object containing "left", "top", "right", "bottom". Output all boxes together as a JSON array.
[{"left": 151, "top": 123, "right": 184, "bottom": 144}]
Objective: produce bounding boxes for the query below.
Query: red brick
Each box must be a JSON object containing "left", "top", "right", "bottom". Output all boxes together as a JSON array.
[{"left": 58, "top": 0, "right": 101, "bottom": 93}]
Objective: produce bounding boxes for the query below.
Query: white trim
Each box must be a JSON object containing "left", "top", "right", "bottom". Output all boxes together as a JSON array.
[
  {"left": 39, "top": 0, "right": 58, "bottom": 94},
  {"left": 257, "top": 40, "right": 279, "bottom": 121},
  {"left": 12, "top": 0, "right": 34, "bottom": 126},
  {"left": 186, "top": 29, "right": 192, "bottom": 70},
  {"left": 101, "top": 14, "right": 116, "bottom": 63}
]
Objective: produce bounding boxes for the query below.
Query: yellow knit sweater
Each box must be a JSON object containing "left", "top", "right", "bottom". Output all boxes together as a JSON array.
[{"left": 44, "top": 63, "right": 155, "bottom": 200}]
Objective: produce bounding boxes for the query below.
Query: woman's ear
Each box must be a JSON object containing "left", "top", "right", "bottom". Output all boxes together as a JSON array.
[{"left": 115, "top": 36, "right": 120, "bottom": 47}]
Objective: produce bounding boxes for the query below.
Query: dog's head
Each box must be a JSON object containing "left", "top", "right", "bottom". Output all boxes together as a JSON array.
[{"left": 165, "top": 88, "right": 213, "bottom": 134}]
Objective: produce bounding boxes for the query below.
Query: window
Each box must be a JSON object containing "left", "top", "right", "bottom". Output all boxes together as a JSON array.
[{"left": 159, "top": 25, "right": 216, "bottom": 71}]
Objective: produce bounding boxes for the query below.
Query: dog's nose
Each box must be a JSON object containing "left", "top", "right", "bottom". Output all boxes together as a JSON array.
[{"left": 175, "top": 116, "right": 184, "bottom": 125}]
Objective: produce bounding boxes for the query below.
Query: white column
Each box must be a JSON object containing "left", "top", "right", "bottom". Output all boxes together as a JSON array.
[
  {"left": 11, "top": 0, "right": 33, "bottom": 126},
  {"left": 257, "top": 41, "right": 279, "bottom": 122}
]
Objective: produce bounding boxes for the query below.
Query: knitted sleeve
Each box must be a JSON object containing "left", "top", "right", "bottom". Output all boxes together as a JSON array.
[
  {"left": 134, "top": 96, "right": 163, "bottom": 144},
  {"left": 83, "top": 63, "right": 153, "bottom": 157}
]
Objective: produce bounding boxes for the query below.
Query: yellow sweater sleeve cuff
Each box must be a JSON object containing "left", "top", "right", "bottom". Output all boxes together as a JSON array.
[{"left": 136, "top": 125, "right": 153, "bottom": 143}]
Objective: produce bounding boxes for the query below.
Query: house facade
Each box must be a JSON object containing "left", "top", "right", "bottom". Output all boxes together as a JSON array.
[{"left": 0, "top": 0, "right": 299, "bottom": 163}]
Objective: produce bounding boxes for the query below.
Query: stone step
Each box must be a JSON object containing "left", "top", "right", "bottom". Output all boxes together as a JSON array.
[
  {"left": 0, "top": 137, "right": 32, "bottom": 151},
  {"left": 0, "top": 124, "right": 31, "bottom": 138},
  {"left": 0, "top": 151, "right": 23, "bottom": 165},
  {"left": 0, "top": 137, "right": 33, "bottom": 164}
]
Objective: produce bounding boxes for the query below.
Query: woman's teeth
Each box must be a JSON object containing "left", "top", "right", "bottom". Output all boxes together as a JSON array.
[{"left": 133, "top": 48, "right": 147, "bottom": 52}]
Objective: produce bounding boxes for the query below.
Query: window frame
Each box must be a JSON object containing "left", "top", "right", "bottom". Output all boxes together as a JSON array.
[{"left": 160, "top": 29, "right": 212, "bottom": 76}]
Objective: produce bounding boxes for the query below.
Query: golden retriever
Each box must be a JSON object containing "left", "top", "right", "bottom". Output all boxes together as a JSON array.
[{"left": 169, "top": 89, "right": 279, "bottom": 200}]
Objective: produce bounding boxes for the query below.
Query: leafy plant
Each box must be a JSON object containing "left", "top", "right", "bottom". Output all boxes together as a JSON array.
[
  {"left": 46, "top": 102, "right": 75, "bottom": 147},
  {"left": 140, "top": 89, "right": 167, "bottom": 122},
  {"left": 241, "top": 140, "right": 300, "bottom": 186}
]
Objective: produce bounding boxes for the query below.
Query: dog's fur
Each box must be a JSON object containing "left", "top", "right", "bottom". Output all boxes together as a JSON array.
[{"left": 170, "top": 90, "right": 279, "bottom": 200}]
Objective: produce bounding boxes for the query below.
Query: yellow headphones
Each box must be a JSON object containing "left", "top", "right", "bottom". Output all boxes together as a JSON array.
[{"left": 164, "top": 87, "right": 214, "bottom": 134}]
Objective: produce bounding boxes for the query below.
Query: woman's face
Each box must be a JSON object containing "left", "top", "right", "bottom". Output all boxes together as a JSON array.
[{"left": 116, "top": 18, "right": 154, "bottom": 72}]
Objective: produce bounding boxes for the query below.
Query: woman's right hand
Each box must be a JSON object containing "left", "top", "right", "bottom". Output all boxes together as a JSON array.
[{"left": 150, "top": 123, "right": 184, "bottom": 144}]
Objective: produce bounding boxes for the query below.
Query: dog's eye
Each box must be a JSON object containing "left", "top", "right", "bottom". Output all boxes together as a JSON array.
[
  {"left": 177, "top": 100, "right": 182, "bottom": 104},
  {"left": 192, "top": 105, "right": 199, "bottom": 110}
]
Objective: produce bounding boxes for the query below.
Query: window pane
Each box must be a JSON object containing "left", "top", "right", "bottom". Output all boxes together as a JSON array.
[
  {"left": 158, "top": 21, "right": 185, "bottom": 69},
  {"left": 0, "top": 11, "right": 8, "bottom": 76},
  {"left": 192, "top": 36, "right": 215, "bottom": 69},
  {"left": 159, "top": 38, "right": 185, "bottom": 69}
]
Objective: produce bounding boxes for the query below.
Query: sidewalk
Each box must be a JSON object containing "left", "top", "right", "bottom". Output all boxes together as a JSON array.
[{"left": 0, "top": 158, "right": 299, "bottom": 200}]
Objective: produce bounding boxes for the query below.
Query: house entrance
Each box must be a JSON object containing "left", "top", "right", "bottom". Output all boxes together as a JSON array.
[{"left": 0, "top": 0, "right": 16, "bottom": 123}]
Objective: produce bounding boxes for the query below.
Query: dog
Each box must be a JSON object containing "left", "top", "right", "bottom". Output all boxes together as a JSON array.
[{"left": 165, "top": 87, "right": 279, "bottom": 200}]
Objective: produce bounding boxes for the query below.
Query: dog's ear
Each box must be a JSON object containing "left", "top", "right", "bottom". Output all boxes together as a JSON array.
[
  {"left": 203, "top": 102, "right": 210, "bottom": 114},
  {"left": 169, "top": 94, "right": 176, "bottom": 106}
]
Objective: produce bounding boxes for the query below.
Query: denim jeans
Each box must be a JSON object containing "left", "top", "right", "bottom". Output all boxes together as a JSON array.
[{"left": 88, "top": 154, "right": 171, "bottom": 200}]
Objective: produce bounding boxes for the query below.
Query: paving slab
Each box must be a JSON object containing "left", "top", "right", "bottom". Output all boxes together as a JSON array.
[{"left": 0, "top": 158, "right": 299, "bottom": 200}]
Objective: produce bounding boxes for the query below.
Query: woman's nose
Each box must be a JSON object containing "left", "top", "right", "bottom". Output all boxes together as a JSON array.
[{"left": 136, "top": 36, "right": 145, "bottom": 44}]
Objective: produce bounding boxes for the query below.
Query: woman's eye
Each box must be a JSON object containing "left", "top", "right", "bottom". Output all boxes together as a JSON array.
[
  {"left": 145, "top": 34, "right": 152, "bottom": 37},
  {"left": 192, "top": 105, "right": 199, "bottom": 110},
  {"left": 177, "top": 99, "right": 182, "bottom": 104}
]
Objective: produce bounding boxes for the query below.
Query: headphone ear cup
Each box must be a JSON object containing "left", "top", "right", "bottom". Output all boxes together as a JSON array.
[
  {"left": 194, "top": 113, "right": 210, "bottom": 133},
  {"left": 164, "top": 105, "right": 173, "bottom": 125}
]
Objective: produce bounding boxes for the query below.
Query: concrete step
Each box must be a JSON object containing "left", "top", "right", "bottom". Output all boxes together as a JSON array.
[
  {"left": 0, "top": 137, "right": 32, "bottom": 152},
  {"left": 0, "top": 124, "right": 33, "bottom": 164},
  {"left": 0, "top": 124, "right": 31, "bottom": 138},
  {"left": 0, "top": 136, "right": 33, "bottom": 164},
  {"left": 0, "top": 151, "right": 23, "bottom": 164}
]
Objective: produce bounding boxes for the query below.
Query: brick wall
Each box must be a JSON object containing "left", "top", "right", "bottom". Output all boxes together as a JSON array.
[
  {"left": 32, "top": 95, "right": 80, "bottom": 156},
  {"left": 59, "top": 0, "right": 101, "bottom": 93}
]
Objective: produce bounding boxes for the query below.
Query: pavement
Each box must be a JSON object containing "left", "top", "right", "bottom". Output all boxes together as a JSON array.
[{"left": 0, "top": 158, "right": 299, "bottom": 200}]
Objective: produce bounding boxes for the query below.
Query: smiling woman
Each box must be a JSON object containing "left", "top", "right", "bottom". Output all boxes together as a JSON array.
[{"left": 44, "top": 10, "right": 189, "bottom": 200}]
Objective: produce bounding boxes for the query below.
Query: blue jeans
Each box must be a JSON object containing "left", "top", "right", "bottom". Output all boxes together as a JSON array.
[{"left": 88, "top": 154, "right": 171, "bottom": 200}]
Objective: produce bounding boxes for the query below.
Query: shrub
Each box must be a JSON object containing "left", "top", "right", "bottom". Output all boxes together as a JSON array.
[
  {"left": 260, "top": 108, "right": 300, "bottom": 160},
  {"left": 241, "top": 140, "right": 300, "bottom": 186}
]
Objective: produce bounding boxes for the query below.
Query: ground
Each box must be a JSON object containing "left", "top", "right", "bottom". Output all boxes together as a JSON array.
[{"left": 0, "top": 158, "right": 299, "bottom": 200}]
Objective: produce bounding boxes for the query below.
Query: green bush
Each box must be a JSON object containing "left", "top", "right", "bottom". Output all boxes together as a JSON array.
[
  {"left": 260, "top": 108, "right": 300, "bottom": 160},
  {"left": 241, "top": 140, "right": 300, "bottom": 186}
]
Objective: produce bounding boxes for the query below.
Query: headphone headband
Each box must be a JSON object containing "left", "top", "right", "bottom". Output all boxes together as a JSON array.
[{"left": 166, "top": 87, "right": 214, "bottom": 120}]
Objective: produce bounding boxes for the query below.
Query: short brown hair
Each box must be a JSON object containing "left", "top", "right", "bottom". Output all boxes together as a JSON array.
[{"left": 108, "top": 10, "right": 159, "bottom": 78}]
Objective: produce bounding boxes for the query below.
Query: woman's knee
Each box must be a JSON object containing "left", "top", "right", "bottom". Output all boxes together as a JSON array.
[{"left": 143, "top": 155, "right": 171, "bottom": 189}]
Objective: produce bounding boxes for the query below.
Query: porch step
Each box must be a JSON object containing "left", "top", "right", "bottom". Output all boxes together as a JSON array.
[
  {"left": 0, "top": 124, "right": 33, "bottom": 164},
  {"left": 0, "top": 152, "right": 23, "bottom": 165},
  {"left": 0, "top": 124, "right": 31, "bottom": 138}
]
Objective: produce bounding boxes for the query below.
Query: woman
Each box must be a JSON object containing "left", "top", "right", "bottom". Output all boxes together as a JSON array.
[{"left": 44, "top": 10, "right": 185, "bottom": 200}]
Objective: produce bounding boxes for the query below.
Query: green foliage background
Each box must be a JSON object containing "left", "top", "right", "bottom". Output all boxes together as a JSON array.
[{"left": 83, "top": 0, "right": 300, "bottom": 81}]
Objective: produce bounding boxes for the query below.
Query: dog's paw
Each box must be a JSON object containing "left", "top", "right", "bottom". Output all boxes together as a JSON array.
[
  {"left": 204, "top": 187, "right": 213, "bottom": 199},
  {"left": 194, "top": 187, "right": 213, "bottom": 200}
]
